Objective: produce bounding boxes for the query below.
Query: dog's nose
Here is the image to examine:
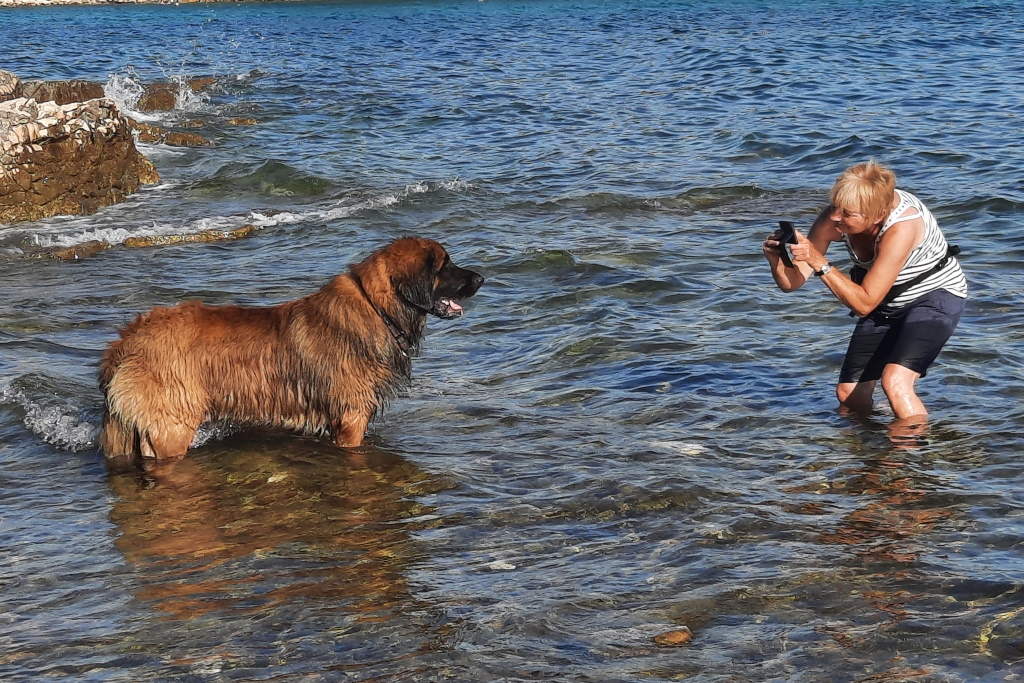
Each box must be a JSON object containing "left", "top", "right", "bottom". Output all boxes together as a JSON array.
[{"left": 471, "top": 273, "right": 485, "bottom": 291}]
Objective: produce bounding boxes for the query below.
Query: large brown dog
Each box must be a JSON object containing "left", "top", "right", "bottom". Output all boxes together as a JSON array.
[{"left": 99, "top": 237, "right": 483, "bottom": 463}]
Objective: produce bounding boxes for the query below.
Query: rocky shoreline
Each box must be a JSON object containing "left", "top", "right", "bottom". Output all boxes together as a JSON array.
[
  {"left": 0, "top": 71, "right": 159, "bottom": 225},
  {"left": 0, "top": 69, "right": 260, "bottom": 258}
]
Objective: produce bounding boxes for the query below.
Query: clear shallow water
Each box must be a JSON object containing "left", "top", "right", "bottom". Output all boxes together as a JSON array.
[{"left": 2, "top": 0, "right": 1024, "bottom": 680}]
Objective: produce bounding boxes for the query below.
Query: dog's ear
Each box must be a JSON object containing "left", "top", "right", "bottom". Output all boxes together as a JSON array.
[{"left": 395, "top": 250, "right": 438, "bottom": 312}]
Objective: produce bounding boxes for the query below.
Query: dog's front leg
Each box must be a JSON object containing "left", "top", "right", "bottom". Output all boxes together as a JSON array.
[{"left": 333, "top": 410, "right": 370, "bottom": 448}]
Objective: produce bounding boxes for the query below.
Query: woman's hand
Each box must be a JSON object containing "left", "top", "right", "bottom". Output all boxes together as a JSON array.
[
  {"left": 764, "top": 228, "right": 811, "bottom": 292},
  {"left": 762, "top": 230, "right": 787, "bottom": 262},
  {"left": 790, "top": 230, "right": 830, "bottom": 272}
]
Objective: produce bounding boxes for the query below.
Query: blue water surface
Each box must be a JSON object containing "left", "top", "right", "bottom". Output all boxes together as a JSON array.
[{"left": 1, "top": 0, "right": 1024, "bottom": 680}]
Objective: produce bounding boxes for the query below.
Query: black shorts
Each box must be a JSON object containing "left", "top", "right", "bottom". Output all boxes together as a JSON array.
[{"left": 839, "top": 289, "right": 965, "bottom": 384}]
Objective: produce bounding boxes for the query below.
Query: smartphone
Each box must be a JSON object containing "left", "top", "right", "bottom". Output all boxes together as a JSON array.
[{"left": 776, "top": 220, "right": 797, "bottom": 268}]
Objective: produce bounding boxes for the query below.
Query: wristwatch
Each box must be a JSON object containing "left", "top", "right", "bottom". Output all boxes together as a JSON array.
[{"left": 813, "top": 263, "right": 832, "bottom": 277}]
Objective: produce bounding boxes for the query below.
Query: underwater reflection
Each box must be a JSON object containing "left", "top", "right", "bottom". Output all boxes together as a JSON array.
[
  {"left": 886, "top": 416, "right": 931, "bottom": 450},
  {"left": 818, "top": 449, "right": 952, "bottom": 566},
  {"left": 107, "top": 436, "right": 443, "bottom": 620},
  {"left": 810, "top": 421, "right": 962, "bottom": 657}
]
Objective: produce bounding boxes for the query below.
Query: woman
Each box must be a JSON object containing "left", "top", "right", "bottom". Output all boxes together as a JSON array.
[{"left": 763, "top": 161, "right": 967, "bottom": 420}]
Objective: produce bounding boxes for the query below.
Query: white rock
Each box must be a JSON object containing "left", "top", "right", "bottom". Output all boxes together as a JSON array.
[{"left": 486, "top": 560, "right": 517, "bottom": 571}]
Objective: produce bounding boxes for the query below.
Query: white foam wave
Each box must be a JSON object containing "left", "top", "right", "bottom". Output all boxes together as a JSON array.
[
  {"left": 135, "top": 142, "right": 189, "bottom": 159},
  {"left": 1, "top": 385, "right": 98, "bottom": 453},
  {"left": 104, "top": 69, "right": 145, "bottom": 113},
  {"left": 191, "top": 422, "right": 240, "bottom": 449},
  {"left": 30, "top": 215, "right": 252, "bottom": 249},
  {"left": 0, "top": 381, "right": 241, "bottom": 454},
  {"left": 170, "top": 75, "right": 211, "bottom": 114},
  {"left": 648, "top": 440, "right": 707, "bottom": 456},
  {"left": 433, "top": 178, "right": 474, "bottom": 193},
  {"left": 15, "top": 178, "right": 474, "bottom": 251},
  {"left": 250, "top": 179, "right": 473, "bottom": 228},
  {"left": 103, "top": 69, "right": 167, "bottom": 123}
]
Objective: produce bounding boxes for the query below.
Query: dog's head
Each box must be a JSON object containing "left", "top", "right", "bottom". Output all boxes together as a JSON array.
[{"left": 353, "top": 237, "right": 484, "bottom": 321}]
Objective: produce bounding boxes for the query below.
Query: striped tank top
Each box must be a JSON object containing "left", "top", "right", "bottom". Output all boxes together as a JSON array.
[{"left": 842, "top": 189, "right": 967, "bottom": 312}]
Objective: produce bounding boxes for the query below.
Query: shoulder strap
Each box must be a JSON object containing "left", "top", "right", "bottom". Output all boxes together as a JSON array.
[
  {"left": 887, "top": 210, "right": 923, "bottom": 225},
  {"left": 878, "top": 244, "right": 960, "bottom": 308},
  {"left": 849, "top": 244, "right": 960, "bottom": 317}
]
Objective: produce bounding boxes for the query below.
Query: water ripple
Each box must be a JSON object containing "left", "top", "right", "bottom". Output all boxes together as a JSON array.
[{"left": 2, "top": 0, "right": 1024, "bottom": 680}]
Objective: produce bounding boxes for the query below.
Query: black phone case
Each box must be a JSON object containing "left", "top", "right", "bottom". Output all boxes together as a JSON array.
[{"left": 777, "top": 221, "right": 797, "bottom": 268}]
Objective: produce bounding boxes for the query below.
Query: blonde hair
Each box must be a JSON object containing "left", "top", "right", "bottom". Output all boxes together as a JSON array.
[{"left": 829, "top": 160, "right": 896, "bottom": 223}]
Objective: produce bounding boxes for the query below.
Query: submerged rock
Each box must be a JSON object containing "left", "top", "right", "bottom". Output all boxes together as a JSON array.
[
  {"left": 30, "top": 225, "right": 258, "bottom": 261},
  {"left": 0, "top": 70, "right": 158, "bottom": 225},
  {"left": 137, "top": 76, "right": 216, "bottom": 112},
  {"left": 138, "top": 84, "right": 175, "bottom": 113},
  {"left": 44, "top": 240, "right": 112, "bottom": 261},
  {"left": 122, "top": 224, "right": 257, "bottom": 248},
  {"left": 134, "top": 122, "right": 211, "bottom": 147},
  {"left": 653, "top": 626, "right": 693, "bottom": 647}
]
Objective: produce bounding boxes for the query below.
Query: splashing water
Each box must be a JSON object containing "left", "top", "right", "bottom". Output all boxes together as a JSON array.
[
  {"left": 103, "top": 68, "right": 145, "bottom": 114},
  {"left": 1, "top": 385, "right": 98, "bottom": 453},
  {"left": 103, "top": 67, "right": 211, "bottom": 117},
  {"left": 170, "top": 74, "right": 211, "bottom": 113}
]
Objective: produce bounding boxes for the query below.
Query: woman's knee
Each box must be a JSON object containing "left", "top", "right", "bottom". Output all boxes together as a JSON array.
[
  {"left": 880, "top": 364, "right": 927, "bottom": 419},
  {"left": 837, "top": 381, "right": 874, "bottom": 411},
  {"left": 880, "top": 364, "right": 920, "bottom": 396}
]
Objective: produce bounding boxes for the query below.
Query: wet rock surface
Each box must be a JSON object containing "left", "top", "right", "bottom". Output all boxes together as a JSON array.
[
  {"left": 0, "top": 70, "right": 158, "bottom": 224},
  {"left": 32, "top": 225, "right": 258, "bottom": 260},
  {"left": 135, "top": 122, "right": 212, "bottom": 147},
  {"left": 653, "top": 627, "right": 693, "bottom": 647},
  {"left": 137, "top": 76, "right": 216, "bottom": 112},
  {"left": 20, "top": 79, "right": 105, "bottom": 106},
  {"left": 121, "top": 224, "right": 257, "bottom": 248}
]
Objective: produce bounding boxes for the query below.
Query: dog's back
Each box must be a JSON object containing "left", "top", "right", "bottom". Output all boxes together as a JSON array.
[
  {"left": 98, "top": 237, "right": 483, "bottom": 464},
  {"left": 99, "top": 295, "right": 344, "bottom": 460}
]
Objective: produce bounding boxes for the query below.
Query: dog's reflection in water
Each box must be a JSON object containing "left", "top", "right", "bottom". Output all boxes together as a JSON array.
[{"left": 108, "top": 435, "right": 447, "bottom": 620}]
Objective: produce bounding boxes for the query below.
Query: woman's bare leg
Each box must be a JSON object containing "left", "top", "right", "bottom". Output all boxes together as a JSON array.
[
  {"left": 837, "top": 380, "right": 876, "bottom": 414},
  {"left": 880, "top": 363, "right": 926, "bottom": 420}
]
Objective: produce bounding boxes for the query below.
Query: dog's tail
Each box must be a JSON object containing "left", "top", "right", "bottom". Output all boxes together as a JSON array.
[
  {"left": 99, "top": 410, "right": 137, "bottom": 460},
  {"left": 98, "top": 336, "right": 139, "bottom": 462}
]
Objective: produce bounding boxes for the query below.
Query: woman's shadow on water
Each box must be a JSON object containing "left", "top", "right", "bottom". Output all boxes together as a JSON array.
[{"left": 106, "top": 434, "right": 447, "bottom": 620}]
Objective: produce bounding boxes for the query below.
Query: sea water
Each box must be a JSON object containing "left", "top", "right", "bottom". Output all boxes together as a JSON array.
[{"left": 2, "top": 0, "right": 1024, "bottom": 679}]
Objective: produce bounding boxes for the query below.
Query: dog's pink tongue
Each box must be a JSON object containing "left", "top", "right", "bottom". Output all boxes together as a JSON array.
[{"left": 444, "top": 299, "right": 464, "bottom": 316}]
